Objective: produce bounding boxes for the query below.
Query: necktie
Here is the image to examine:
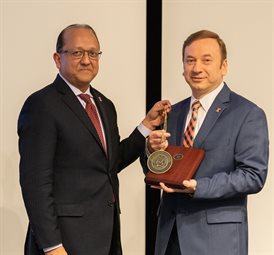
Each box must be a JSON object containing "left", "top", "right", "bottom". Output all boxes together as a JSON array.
[
  {"left": 79, "top": 94, "right": 106, "bottom": 153},
  {"left": 183, "top": 100, "right": 202, "bottom": 148}
]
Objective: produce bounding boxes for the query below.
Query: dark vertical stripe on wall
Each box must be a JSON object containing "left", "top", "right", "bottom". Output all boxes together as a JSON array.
[{"left": 146, "top": 0, "right": 162, "bottom": 254}]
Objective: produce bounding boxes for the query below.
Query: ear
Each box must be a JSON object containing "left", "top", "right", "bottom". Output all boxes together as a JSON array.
[
  {"left": 53, "top": 52, "right": 61, "bottom": 69},
  {"left": 221, "top": 59, "right": 228, "bottom": 76}
]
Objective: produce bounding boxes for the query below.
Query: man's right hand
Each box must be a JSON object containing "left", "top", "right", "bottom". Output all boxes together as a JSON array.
[
  {"left": 45, "top": 246, "right": 68, "bottom": 255},
  {"left": 147, "top": 130, "right": 170, "bottom": 153},
  {"left": 142, "top": 100, "right": 171, "bottom": 130}
]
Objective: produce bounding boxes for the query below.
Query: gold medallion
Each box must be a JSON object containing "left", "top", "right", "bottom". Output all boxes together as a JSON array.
[
  {"left": 147, "top": 150, "right": 173, "bottom": 174},
  {"left": 147, "top": 109, "right": 173, "bottom": 174}
]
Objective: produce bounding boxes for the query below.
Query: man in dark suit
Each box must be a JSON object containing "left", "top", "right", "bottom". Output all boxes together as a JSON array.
[
  {"left": 18, "top": 24, "right": 170, "bottom": 255},
  {"left": 144, "top": 30, "right": 269, "bottom": 255}
]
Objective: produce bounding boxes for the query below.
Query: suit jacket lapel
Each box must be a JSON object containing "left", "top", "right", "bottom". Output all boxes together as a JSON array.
[
  {"left": 54, "top": 75, "right": 106, "bottom": 155},
  {"left": 167, "top": 98, "right": 190, "bottom": 146},
  {"left": 176, "top": 99, "right": 190, "bottom": 146},
  {"left": 194, "top": 84, "right": 231, "bottom": 148}
]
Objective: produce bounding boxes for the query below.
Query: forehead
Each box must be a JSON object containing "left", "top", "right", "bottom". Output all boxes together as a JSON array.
[
  {"left": 185, "top": 38, "right": 221, "bottom": 58},
  {"left": 63, "top": 27, "right": 99, "bottom": 49}
]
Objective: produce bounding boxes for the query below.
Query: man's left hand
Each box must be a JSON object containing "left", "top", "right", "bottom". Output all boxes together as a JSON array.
[
  {"left": 151, "top": 180, "right": 197, "bottom": 194},
  {"left": 142, "top": 100, "right": 171, "bottom": 130}
]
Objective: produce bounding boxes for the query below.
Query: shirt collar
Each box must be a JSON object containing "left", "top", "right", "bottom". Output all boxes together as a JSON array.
[
  {"left": 190, "top": 82, "right": 224, "bottom": 112},
  {"left": 59, "top": 73, "right": 93, "bottom": 98}
]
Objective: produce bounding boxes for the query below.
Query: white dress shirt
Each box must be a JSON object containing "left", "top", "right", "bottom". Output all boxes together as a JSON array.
[{"left": 184, "top": 82, "right": 224, "bottom": 139}]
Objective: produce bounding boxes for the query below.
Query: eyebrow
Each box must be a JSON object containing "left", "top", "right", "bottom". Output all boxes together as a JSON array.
[
  {"left": 202, "top": 54, "right": 213, "bottom": 58},
  {"left": 72, "top": 47, "right": 99, "bottom": 51},
  {"left": 186, "top": 54, "right": 213, "bottom": 58}
]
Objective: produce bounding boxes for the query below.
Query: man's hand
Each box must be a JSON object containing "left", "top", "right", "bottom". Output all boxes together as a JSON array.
[
  {"left": 147, "top": 130, "right": 170, "bottom": 153},
  {"left": 45, "top": 246, "right": 68, "bottom": 255},
  {"left": 151, "top": 180, "right": 197, "bottom": 194},
  {"left": 142, "top": 100, "right": 171, "bottom": 130}
]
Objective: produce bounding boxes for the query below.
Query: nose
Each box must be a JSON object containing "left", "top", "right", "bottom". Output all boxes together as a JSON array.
[
  {"left": 192, "top": 60, "right": 202, "bottom": 73},
  {"left": 80, "top": 52, "right": 91, "bottom": 65}
]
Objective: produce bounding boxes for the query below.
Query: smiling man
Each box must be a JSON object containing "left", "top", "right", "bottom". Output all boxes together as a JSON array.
[
  {"left": 18, "top": 24, "right": 170, "bottom": 255},
  {"left": 143, "top": 30, "right": 269, "bottom": 255}
]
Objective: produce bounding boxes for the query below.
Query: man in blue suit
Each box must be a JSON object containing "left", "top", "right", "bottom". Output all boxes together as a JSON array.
[{"left": 144, "top": 30, "right": 269, "bottom": 255}]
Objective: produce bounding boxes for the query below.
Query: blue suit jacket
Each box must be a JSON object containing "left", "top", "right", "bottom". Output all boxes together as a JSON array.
[{"left": 154, "top": 84, "right": 269, "bottom": 255}]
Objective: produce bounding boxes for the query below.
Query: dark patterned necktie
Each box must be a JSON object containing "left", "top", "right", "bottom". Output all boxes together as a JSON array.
[
  {"left": 79, "top": 94, "right": 106, "bottom": 153},
  {"left": 183, "top": 100, "right": 202, "bottom": 148}
]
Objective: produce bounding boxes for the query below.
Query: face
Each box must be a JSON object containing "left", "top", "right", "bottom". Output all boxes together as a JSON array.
[
  {"left": 183, "top": 38, "right": 228, "bottom": 99},
  {"left": 53, "top": 27, "right": 100, "bottom": 92}
]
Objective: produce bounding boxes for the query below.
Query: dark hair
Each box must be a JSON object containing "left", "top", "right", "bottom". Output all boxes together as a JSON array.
[
  {"left": 182, "top": 30, "right": 227, "bottom": 63},
  {"left": 56, "top": 24, "right": 100, "bottom": 53}
]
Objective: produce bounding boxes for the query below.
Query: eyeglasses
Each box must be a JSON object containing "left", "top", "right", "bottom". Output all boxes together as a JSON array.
[{"left": 60, "top": 49, "right": 102, "bottom": 60}]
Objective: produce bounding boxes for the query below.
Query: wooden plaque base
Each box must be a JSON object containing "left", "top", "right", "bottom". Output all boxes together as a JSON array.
[{"left": 145, "top": 145, "right": 205, "bottom": 189}]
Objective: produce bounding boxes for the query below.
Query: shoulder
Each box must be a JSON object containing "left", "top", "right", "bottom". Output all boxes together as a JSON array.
[
  {"left": 22, "top": 74, "right": 71, "bottom": 106},
  {"left": 19, "top": 76, "right": 66, "bottom": 120},
  {"left": 22, "top": 83, "right": 56, "bottom": 108},
  {"left": 172, "top": 97, "right": 191, "bottom": 112},
  {"left": 229, "top": 90, "right": 265, "bottom": 115},
  {"left": 220, "top": 85, "right": 267, "bottom": 124}
]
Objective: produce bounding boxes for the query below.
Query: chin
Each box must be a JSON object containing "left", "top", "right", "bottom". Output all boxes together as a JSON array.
[
  {"left": 190, "top": 83, "right": 205, "bottom": 90},
  {"left": 78, "top": 74, "right": 95, "bottom": 83},
  {"left": 79, "top": 80, "right": 93, "bottom": 87}
]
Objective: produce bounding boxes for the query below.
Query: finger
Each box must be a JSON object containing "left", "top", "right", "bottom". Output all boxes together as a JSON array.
[
  {"left": 151, "top": 135, "right": 169, "bottom": 148},
  {"left": 150, "top": 131, "right": 170, "bottom": 142},
  {"left": 162, "top": 140, "right": 169, "bottom": 150},
  {"left": 183, "top": 179, "right": 196, "bottom": 188},
  {"left": 150, "top": 136, "right": 165, "bottom": 145},
  {"left": 150, "top": 130, "right": 165, "bottom": 138},
  {"left": 159, "top": 182, "right": 188, "bottom": 193},
  {"left": 161, "top": 99, "right": 171, "bottom": 106},
  {"left": 160, "top": 132, "right": 171, "bottom": 144},
  {"left": 156, "top": 100, "right": 171, "bottom": 111},
  {"left": 151, "top": 185, "right": 161, "bottom": 189},
  {"left": 164, "top": 132, "right": 171, "bottom": 138},
  {"left": 161, "top": 100, "right": 172, "bottom": 112},
  {"left": 182, "top": 180, "right": 191, "bottom": 188},
  {"left": 155, "top": 101, "right": 165, "bottom": 110},
  {"left": 182, "top": 179, "right": 197, "bottom": 192},
  {"left": 159, "top": 182, "right": 176, "bottom": 193}
]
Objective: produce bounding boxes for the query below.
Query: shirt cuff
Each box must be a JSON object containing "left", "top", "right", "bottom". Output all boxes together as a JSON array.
[
  {"left": 137, "top": 123, "right": 152, "bottom": 138},
  {"left": 43, "top": 243, "right": 63, "bottom": 252}
]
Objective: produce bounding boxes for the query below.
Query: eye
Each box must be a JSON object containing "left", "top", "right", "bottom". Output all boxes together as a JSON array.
[
  {"left": 185, "top": 58, "right": 195, "bottom": 64},
  {"left": 88, "top": 51, "right": 97, "bottom": 58},
  {"left": 72, "top": 50, "right": 83, "bottom": 57},
  {"left": 203, "top": 58, "right": 212, "bottom": 64}
]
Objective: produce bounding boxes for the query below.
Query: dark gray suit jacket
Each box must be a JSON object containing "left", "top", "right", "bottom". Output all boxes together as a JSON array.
[
  {"left": 18, "top": 75, "right": 145, "bottom": 255},
  {"left": 144, "top": 84, "right": 269, "bottom": 255}
]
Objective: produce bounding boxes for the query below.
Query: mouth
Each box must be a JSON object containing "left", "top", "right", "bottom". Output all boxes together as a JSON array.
[
  {"left": 191, "top": 76, "right": 204, "bottom": 82},
  {"left": 79, "top": 68, "right": 92, "bottom": 71}
]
